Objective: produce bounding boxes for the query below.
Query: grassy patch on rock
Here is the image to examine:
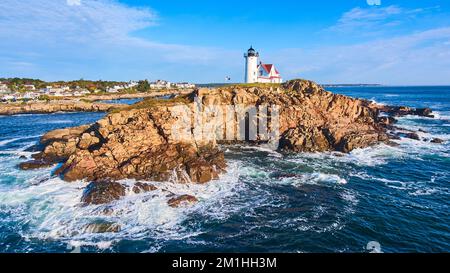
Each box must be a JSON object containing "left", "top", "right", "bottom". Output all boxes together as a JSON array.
[
  {"left": 226, "top": 82, "right": 282, "bottom": 89},
  {"left": 109, "top": 94, "right": 192, "bottom": 113}
]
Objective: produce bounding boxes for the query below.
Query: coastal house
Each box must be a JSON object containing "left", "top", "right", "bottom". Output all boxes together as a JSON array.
[
  {"left": 0, "top": 82, "right": 10, "bottom": 93},
  {"left": 43, "top": 86, "right": 63, "bottom": 93},
  {"left": 175, "top": 82, "right": 196, "bottom": 89},
  {"left": 77, "top": 89, "right": 90, "bottom": 96},
  {"left": 1, "top": 94, "right": 15, "bottom": 101},
  {"left": 23, "top": 84, "right": 36, "bottom": 91},
  {"left": 21, "top": 92, "right": 39, "bottom": 100},
  {"left": 148, "top": 80, "right": 195, "bottom": 89},
  {"left": 244, "top": 46, "right": 283, "bottom": 84},
  {"left": 106, "top": 86, "right": 121, "bottom": 93},
  {"left": 126, "top": 81, "right": 139, "bottom": 89},
  {"left": 150, "top": 80, "right": 171, "bottom": 89},
  {"left": 43, "top": 86, "right": 53, "bottom": 93}
]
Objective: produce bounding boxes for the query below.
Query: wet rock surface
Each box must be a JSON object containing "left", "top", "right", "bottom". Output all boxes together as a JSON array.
[
  {"left": 83, "top": 221, "right": 121, "bottom": 233},
  {"left": 431, "top": 138, "right": 445, "bottom": 144},
  {"left": 132, "top": 182, "right": 157, "bottom": 194},
  {"left": 81, "top": 181, "right": 126, "bottom": 205},
  {"left": 404, "top": 132, "right": 421, "bottom": 141},
  {"left": 167, "top": 194, "right": 199, "bottom": 208},
  {"left": 18, "top": 160, "right": 53, "bottom": 170}
]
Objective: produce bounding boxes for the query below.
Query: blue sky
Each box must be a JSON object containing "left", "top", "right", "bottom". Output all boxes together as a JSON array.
[{"left": 0, "top": 0, "right": 450, "bottom": 84}]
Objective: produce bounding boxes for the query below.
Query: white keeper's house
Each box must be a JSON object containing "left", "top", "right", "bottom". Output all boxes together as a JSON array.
[{"left": 244, "top": 46, "right": 283, "bottom": 84}]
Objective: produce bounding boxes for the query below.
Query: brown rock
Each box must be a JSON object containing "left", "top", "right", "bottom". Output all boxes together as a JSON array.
[
  {"left": 18, "top": 160, "right": 53, "bottom": 170},
  {"left": 77, "top": 133, "right": 100, "bottom": 149},
  {"left": 414, "top": 108, "right": 434, "bottom": 118},
  {"left": 431, "top": 138, "right": 444, "bottom": 144},
  {"left": 404, "top": 132, "right": 420, "bottom": 140},
  {"left": 81, "top": 181, "right": 126, "bottom": 205},
  {"left": 279, "top": 127, "right": 331, "bottom": 152},
  {"left": 186, "top": 159, "right": 220, "bottom": 184},
  {"left": 374, "top": 105, "right": 434, "bottom": 118},
  {"left": 167, "top": 194, "right": 198, "bottom": 208},
  {"left": 25, "top": 79, "right": 433, "bottom": 184},
  {"left": 335, "top": 132, "right": 381, "bottom": 153},
  {"left": 378, "top": 116, "right": 397, "bottom": 125},
  {"left": 132, "top": 182, "right": 157, "bottom": 194},
  {"left": 83, "top": 221, "right": 121, "bottom": 233},
  {"left": 40, "top": 125, "right": 90, "bottom": 146}
]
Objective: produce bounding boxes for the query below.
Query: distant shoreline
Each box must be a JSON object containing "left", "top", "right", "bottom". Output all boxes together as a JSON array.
[
  {"left": 196, "top": 83, "right": 384, "bottom": 88},
  {"left": 321, "top": 84, "right": 382, "bottom": 87}
]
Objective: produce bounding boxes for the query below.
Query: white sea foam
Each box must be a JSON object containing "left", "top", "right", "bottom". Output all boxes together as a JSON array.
[
  {"left": 1, "top": 162, "right": 242, "bottom": 251},
  {"left": 294, "top": 172, "right": 347, "bottom": 185},
  {"left": 239, "top": 145, "right": 283, "bottom": 158},
  {"left": 350, "top": 171, "right": 449, "bottom": 197},
  {"left": 433, "top": 111, "right": 450, "bottom": 121},
  {"left": 341, "top": 190, "right": 359, "bottom": 205},
  {"left": 41, "top": 120, "right": 74, "bottom": 124},
  {"left": 0, "top": 135, "right": 40, "bottom": 147},
  {"left": 287, "top": 143, "right": 403, "bottom": 167},
  {"left": 0, "top": 150, "right": 35, "bottom": 158},
  {"left": 369, "top": 98, "right": 385, "bottom": 105},
  {"left": 409, "top": 188, "right": 439, "bottom": 196},
  {"left": 393, "top": 137, "right": 449, "bottom": 158}
]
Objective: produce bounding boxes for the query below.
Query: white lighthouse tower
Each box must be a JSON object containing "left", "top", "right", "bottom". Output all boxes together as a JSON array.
[{"left": 244, "top": 46, "right": 259, "bottom": 83}]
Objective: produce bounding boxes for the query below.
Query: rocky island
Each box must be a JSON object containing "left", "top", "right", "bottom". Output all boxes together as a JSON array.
[{"left": 19, "top": 79, "right": 443, "bottom": 207}]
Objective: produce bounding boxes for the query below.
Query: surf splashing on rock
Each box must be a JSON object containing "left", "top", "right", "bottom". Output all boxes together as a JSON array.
[
  {"left": 0, "top": 160, "right": 242, "bottom": 251},
  {"left": 0, "top": 87, "right": 449, "bottom": 252}
]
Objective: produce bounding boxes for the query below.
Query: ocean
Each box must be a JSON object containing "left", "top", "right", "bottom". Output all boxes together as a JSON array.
[{"left": 0, "top": 86, "right": 448, "bottom": 253}]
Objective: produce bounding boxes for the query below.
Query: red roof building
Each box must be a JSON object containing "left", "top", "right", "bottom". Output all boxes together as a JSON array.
[{"left": 257, "top": 63, "right": 282, "bottom": 83}]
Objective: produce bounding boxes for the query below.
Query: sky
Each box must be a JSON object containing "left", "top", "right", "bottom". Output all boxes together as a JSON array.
[{"left": 0, "top": 0, "right": 450, "bottom": 85}]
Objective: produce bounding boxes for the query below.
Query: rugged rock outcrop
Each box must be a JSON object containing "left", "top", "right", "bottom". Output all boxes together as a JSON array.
[
  {"left": 0, "top": 101, "right": 126, "bottom": 116},
  {"left": 195, "top": 80, "right": 390, "bottom": 153},
  {"left": 26, "top": 97, "right": 228, "bottom": 184},
  {"left": 21, "top": 79, "right": 438, "bottom": 198},
  {"left": 371, "top": 105, "right": 434, "bottom": 118}
]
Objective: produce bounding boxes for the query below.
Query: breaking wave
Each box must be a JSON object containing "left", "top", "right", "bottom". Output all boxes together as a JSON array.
[{"left": 0, "top": 161, "right": 242, "bottom": 252}]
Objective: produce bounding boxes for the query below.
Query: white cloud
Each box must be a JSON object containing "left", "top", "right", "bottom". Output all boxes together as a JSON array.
[
  {"left": 67, "top": 0, "right": 81, "bottom": 6},
  {"left": 0, "top": 0, "right": 158, "bottom": 44},
  {"left": 328, "top": 5, "right": 440, "bottom": 35},
  {"left": 271, "top": 27, "right": 450, "bottom": 85},
  {"left": 0, "top": 0, "right": 237, "bottom": 82}
]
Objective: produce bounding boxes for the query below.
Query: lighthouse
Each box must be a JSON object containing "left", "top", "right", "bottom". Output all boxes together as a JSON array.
[
  {"left": 244, "top": 46, "right": 283, "bottom": 84},
  {"left": 244, "top": 46, "right": 259, "bottom": 83}
]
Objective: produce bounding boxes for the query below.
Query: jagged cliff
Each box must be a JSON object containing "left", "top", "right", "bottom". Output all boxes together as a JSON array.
[{"left": 20, "top": 79, "right": 440, "bottom": 204}]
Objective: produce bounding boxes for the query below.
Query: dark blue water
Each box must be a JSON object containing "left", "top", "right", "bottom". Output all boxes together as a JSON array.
[{"left": 0, "top": 87, "right": 448, "bottom": 253}]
